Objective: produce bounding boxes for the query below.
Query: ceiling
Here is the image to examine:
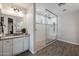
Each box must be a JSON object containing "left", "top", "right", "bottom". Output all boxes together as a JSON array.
[
  {"left": 36, "top": 3, "right": 79, "bottom": 16},
  {"left": 1, "top": 3, "right": 32, "bottom": 10},
  {"left": 2, "top": 3, "right": 79, "bottom": 16},
  {"left": 13, "top": 3, "right": 32, "bottom": 9}
]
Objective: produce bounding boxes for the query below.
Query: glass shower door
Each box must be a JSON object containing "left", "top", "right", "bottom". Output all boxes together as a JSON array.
[
  {"left": 46, "top": 10, "right": 57, "bottom": 44},
  {"left": 35, "top": 4, "right": 57, "bottom": 51}
]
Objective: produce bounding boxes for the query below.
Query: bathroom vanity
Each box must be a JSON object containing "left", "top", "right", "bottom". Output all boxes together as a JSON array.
[
  {"left": 0, "top": 34, "right": 30, "bottom": 56},
  {"left": 0, "top": 9, "right": 29, "bottom": 56}
]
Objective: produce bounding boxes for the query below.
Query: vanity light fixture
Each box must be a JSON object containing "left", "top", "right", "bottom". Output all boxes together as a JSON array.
[
  {"left": 10, "top": 7, "right": 21, "bottom": 12},
  {"left": 9, "top": 7, "right": 24, "bottom": 17}
]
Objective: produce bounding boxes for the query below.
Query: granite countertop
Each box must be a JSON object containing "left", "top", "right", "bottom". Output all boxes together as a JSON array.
[{"left": 0, "top": 33, "right": 30, "bottom": 40}]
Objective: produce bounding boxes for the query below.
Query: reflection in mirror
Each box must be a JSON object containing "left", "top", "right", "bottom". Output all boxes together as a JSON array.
[{"left": 14, "top": 18, "right": 24, "bottom": 33}]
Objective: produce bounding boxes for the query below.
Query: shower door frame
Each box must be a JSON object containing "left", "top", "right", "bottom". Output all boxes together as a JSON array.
[
  {"left": 35, "top": 7, "right": 58, "bottom": 51},
  {"left": 45, "top": 9, "right": 58, "bottom": 44}
]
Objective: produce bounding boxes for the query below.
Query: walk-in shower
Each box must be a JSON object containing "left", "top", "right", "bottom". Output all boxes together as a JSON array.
[
  {"left": 45, "top": 9, "right": 57, "bottom": 44},
  {"left": 35, "top": 4, "right": 57, "bottom": 51}
]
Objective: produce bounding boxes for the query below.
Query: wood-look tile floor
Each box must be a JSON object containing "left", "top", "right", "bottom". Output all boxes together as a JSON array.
[{"left": 17, "top": 40, "right": 79, "bottom": 56}]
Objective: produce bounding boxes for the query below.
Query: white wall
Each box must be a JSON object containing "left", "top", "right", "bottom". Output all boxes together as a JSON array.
[
  {"left": 26, "top": 4, "right": 35, "bottom": 54},
  {"left": 57, "top": 12, "right": 79, "bottom": 45}
]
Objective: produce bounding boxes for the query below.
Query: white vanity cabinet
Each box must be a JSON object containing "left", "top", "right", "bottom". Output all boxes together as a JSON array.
[
  {"left": 0, "top": 35, "right": 29, "bottom": 56},
  {"left": 13, "top": 38, "right": 24, "bottom": 55},
  {"left": 3, "top": 39, "right": 13, "bottom": 56},
  {"left": 0, "top": 40, "right": 2, "bottom": 56}
]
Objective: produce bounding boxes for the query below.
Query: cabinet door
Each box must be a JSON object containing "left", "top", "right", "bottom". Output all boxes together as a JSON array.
[
  {"left": 23, "top": 37, "right": 29, "bottom": 51},
  {"left": 3, "top": 40, "right": 13, "bottom": 56},
  {"left": 0, "top": 41, "right": 2, "bottom": 56},
  {"left": 13, "top": 38, "right": 23, "bottom": 55}
]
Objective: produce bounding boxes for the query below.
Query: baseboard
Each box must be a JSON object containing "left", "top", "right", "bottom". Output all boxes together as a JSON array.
[
  {"left": 29, "top": 49, "right": 36, "bottom": 54},
  {"left": 58, "top": 39, "right": 79, "bottom": 45}
]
